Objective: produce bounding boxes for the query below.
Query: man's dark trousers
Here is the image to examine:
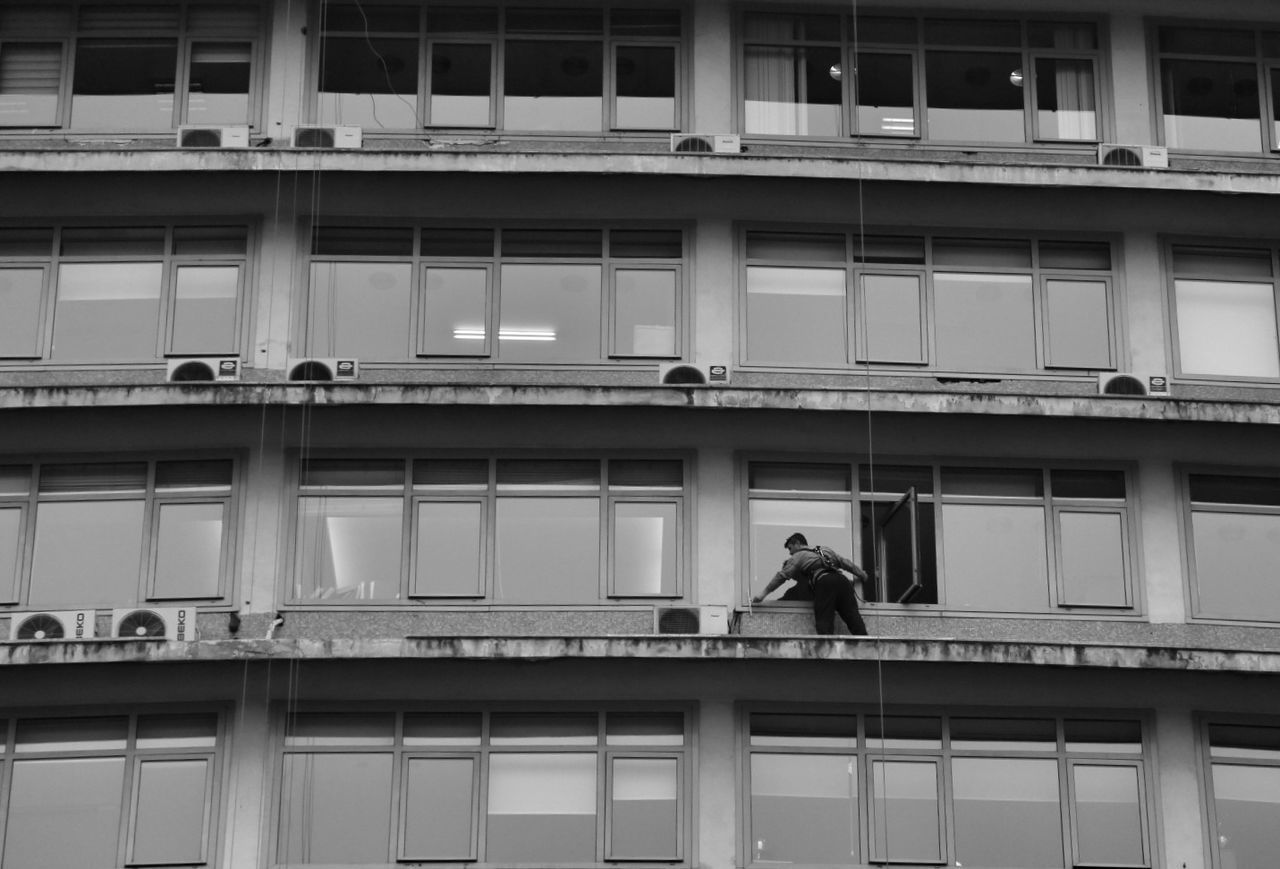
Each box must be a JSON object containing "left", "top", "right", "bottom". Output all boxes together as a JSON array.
[{"left": 812, "top": 572, "right": 867, "bottom": 635}]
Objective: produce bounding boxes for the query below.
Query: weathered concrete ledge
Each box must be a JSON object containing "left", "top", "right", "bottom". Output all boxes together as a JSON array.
[
  {"left": 4, "top": 635, "right": 1280, "bottom": 673},
  {"left": 1, "top": 382, "right": 1278, "bottom": 424}
]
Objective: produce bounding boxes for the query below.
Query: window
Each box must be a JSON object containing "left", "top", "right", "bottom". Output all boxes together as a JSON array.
[
  {"left": 315, "top": 3, "right": 683, "bottom": 133},
  {"left": 0, "top": 2, "right": 262, "bottom": 131},
  {"left": 306, "top": 226, "right": 684, "bottom": 364},
  {"left": 742, "top": 231, "right": 1115, "bottom": 374},
  {"left": 1185, "top": 472, "right": 1280, "bottom": 621},
  {"left": 740, "top": 13, "right": 1101, "bottom": 143},
  {"left": 747, "top": 710, "right": 1151, "bottom": 868},
  {"left": 1156, "top": 25, "right": 1280, "bottom": 154},
  {"left": 0, "top": 458, "right": 236, "bottom": 609},
  {"left": 0, "top": 224, "right": 249, "bottom": 363},
  {"left": 746, "top": 461, "right": 1135, "bottom": 613},
  {"left": 1202, "top": 720, "right": 1280, "bottom": 869},
  {"left": 292, "top": 456, "right": 685, "bottom": 604},
  {"left": 1169, "top": 243, "right": 1280, "bottom": 380},
  {"left": 277, "top": 709, "right": 688, "bottom": 865},
  {"left": 0, "top": 712, "right": 223, "bottom": 868}
]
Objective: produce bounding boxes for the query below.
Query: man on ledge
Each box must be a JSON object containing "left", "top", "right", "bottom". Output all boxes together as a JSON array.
[{"left": 752, "top": 532, "right": 869, "bottom": 636}]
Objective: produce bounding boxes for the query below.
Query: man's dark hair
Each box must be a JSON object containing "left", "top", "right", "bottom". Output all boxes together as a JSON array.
[{"left": 784, "top": 532, "right": 808, "bottom": 548}]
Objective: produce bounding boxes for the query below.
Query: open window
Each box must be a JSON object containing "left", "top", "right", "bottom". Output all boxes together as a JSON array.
[{"left": 877, "top": 486, "right": 922, "bottom": 603}]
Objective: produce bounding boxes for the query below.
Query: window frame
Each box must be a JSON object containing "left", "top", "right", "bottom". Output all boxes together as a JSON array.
[{"left": 1198, "top": 714, "right": 1280, "bottom": 869}]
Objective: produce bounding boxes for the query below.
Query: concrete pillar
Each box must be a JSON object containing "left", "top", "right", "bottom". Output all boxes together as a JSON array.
[
  {"left": 692, "top": 0, "right": 734, "bottom": 133},
  {"left": 1154, "top": 708, "right": 1208, "bottom": 869},
  {"left": 698, "top": 700, "right": 738, "bottom": 869},
  {"left": 1140, "top": 458, "right": 1187, "bottom": 624},
  {"left": 221, "top": 668, "right": 274, "bottom": 869},
  {"left": 1122, "top": 231, "right": 1169, "bottom": 379},
  {"left": 697, "top": 448, "right": 737, "bottom": 608},
  {"left": 1109, "top": 16, "right": 1155, "bottom": 146}
]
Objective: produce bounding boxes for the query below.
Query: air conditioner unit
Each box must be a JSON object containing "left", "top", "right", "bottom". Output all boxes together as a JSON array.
[
  {"left": 111, "top": 607, "right": 197, "bottom": 641},
  {"left": 670, "top": 133, "right": 741, "bottom": 154},
  {"left": 166, "top": 357, "right": 241, "bottom": 382},
  {"left": 9, "top": 610, "right": 96, "bottom": 642},
  {"left": 287, "top": 358, "right": 359, "bottom": 382},
  {"left": 1098, "top": 144, "right": 1168, "bottom": 168},
  {"left": 655, "top": 605, "right": 730, "bottom": 635},
  {"left": 1098, "top": 372, "right": 1169, "bottom": 396},
  {"left": 291, "top": 125, "right": 362, "bottom": 149},
  {"left": 176, "top": 125, "right": 250, "bottom": 148},
  {"left": 658, "top": 362, "right": 730, "bottom": 386}
]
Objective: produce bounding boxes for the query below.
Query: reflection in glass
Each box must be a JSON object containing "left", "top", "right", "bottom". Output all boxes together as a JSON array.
[
  {"left": 498, "top": 264, "right": 601, "bottom": 362},
  {"left": 1064, "top": 720, "right": 1142, "bottom": 754},
  {"left": 491, "top": 713, "right": 597, "bottom": 745},
  {"left": 503, "top": 41, "right": 603, "bottom": 131},
  {"left": 285, "top": 713, "right": 395, "bottom": 747},
  {"left": 131, "top": 759, "right": 210, "bottom": 865},
  {"left": 0, "top": 43, "right": 62, "bottom": 126},
  {"left": 744, "top": 45, "right": 841, "bottom": 136},
  {"left": 5, "top": 757, "right": 126, "bottom": 869},
  {"left": 430, "top": 43, "right": 492, "bottom": 127},
  {"left": 870, "top": 759, "right": 940, "bottom": 863},
  {"left": 52, "top": 263, "right": 162, "bottom": 361},
  {"left": 751, "top": 713, "right": 857, "bottom": 748},
  {"left": 1211, "top": 762, "right": 1280, "bottom": 869},
  {"left": 855, "top": 52, "right": 915, "bottom": 136},
  {"left": 296, "top": 496, "right": 403, "bottom": 601},
  {"left": 30, "top": 500, "right": 144, "bottom": 608},
  {"left": 172, "top": 266, "right": 239, "bottom": 354},
  {"left": 1073, "top": 764, "right": 1144, "bottom": 865},
  {"left": 16, "top": 717, "right": 128, "bottom": 752},
  {"left": 607, "top": 712, "right": 684, "bottom": 746},
  {"left": 616, "top": 46, "right": 676, "bottom": 129},
  {"left": 0, "top": 507, "right": 20, "bottom": 602},
  {"left": 751, "top": 753, "right": 857, "bottom": 864},
  {"left": 613, "top": 501, "right": 677, "bottom": 595},
  {"left": 404, "top": 712, "right": 482, "bottom": 746},
  {"left": 279, "top": 753, "right": 394, "bottom": 863},
  {"left": 487, "top": 753, "right": 597, "bottom": 861},
  {"left": 1175, "top": 279, "right": 1280, "bottom": 378},
  {"left": 1044, "top": 279, "right": 1111, "bottom": 369},
  {"left": 611, "top": 757, "right": 680, "bottom": 858},
  {"left": 0, "top": 267, "right": 42, "bottom": 357},
  {"left": 749, "top": 499, "right": 851, "bottom": 599},
  {"left": 865, "top": 716, "right": 942, "bottom": 750},
  {"left": 309, "top": 262, "right": 412, "bottom": 361},
  {"left": 1162, "top": 59, "right": 1262, "bottom": 152},
  {"left": 404, "top": 757, "right": 477, "bottom": 859},
  {"left": 1191, "top": 511, "right": 1280, "bottom": 620},
  {"left": 935, "top": 272, "right": 1036, "bottom": 371},
  {"left": 925, "top": 50, "right": 1024, "bottom": 141},
  {"left": 1035, "top": 58, "right": 1096, "bottom": 140},
  {"left": 614, "top": 270, "right": 677, "bottom": 356},
  {"left": 137, "top": 714, "right": 218, "bottom": 749},
  {"left": 153, "top": 502, "right": 224, "bottom": 599},
  {"left": 953, "top": 758, "right": 1064, "bottom": 868},
  {"left": 413, "top": 501, "right": 483, "bottom": 596},
  {"left": 187, "top": 42, "right": 251, "bottom": 125},
  {"left": 319, "top": 37, "right": 419, "bottom": 128},
  {"left": 1058, "top": 511, "right": 1127, "bottom": 607},
  {"left": 942, "top": 504, "right": 1048, "bottom": 611},
  {"left": 950, "top": 717, "right": 1056, "bottom": 750},
  {"left": 70, "top": 40, "right": 178, "bottom": 130},
  {"left": 859, "top": 273, "right": 923, "bottom": 363},
  {"left": 746, "top": 266, "right": 846, "bottom": 365},
  {"left": 494, "top": 497, "right": 599, "bottom": 603}
]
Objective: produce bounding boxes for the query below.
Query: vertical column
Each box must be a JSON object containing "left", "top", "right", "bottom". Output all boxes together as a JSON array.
[
  {"left": 241, "top": 439, "right": 288, "bottom": 616},
  {"left": 698, "top": 700, "right": 739, "bottom": 869},
  {"left": 263, "top": 0, "right": 311, "bottom": 142},
  {"left": 691, "top": 0, "right": 733, "bottom": 133},
  {"left": 1121, "top": 232, "right": 1169, "bottom": 380},
  {"left": 1139, "top": 459, "right": 1187, "bottom": 624},
  {"left": 1108, "top": 16, "right": 1155, "bottom": 146},
  {"left": 1154, "top": 708, "right": 1208, "bottom": 869},
  {"left": 697, "top": 448, "right": 736, "bottom": 608},
  {"left": 253, "top": 180, "right": 301, "bottom": 372},
  {"left": 222, "top": 666, "right": 275, "bottom": 869}
]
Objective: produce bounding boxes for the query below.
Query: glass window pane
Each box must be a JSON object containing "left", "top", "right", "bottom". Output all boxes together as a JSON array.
[
  {"left": 0, "top": 268, "right": 44, "bottom": 357},
  {"left": 1160, "top": 26, "right": 1254, "bottom": 56},
  {"left": 749, "top": 499, "right": 851, "bottom": 600},
  {"left": 497, "top": 460, "right": 599, "bottom": 489},
  {"left": 744, "top": 45, "right": 842, "bottom": 136},
  {"left": 614, "top": 269, "right": 676, "bottom": 356},
  {"left": 943, "top": 467, "right": 1043, "bottom": 497},
  {"left": 611, "top": 230, "right": 682, "bottom": 259},
  {"left": 954, "top": 758, "right": 1064, "bottom": 868},
  {"left": 1212, "top": 763, "right": 1280, "bottom": 869},
  {"left": 131, "top": 759, "right": 209, "bottom": 865},
  {"left": 751, "top": 753, "right": 857, "bottom": 864},
  {"left": 301, "top": 458, "right": 404, "bottom": 490},
  {"left": 430, "top": 43, "right": 491, "bottom": 127},
  {"left": 502, "top": 229, "right": 601, "bottom": 258},
  {"left": 319, "top": 36, "right": 419, "bottom": 128},
  {"left": 935, "top": 273, "right": 1036, "bottom": 371},
  {"left": 1040, "top": 241, "right": 1111, "bottom": 271},
  {"left": 155, "top": 459, "right": 232, "bottom": 493},
  {"left": 925, "top": 19, "right": 1020, "bottom": 47},
  {"left": 326, "top": 3, "right": 420, "bottom": 31},
  {"left": 1065, "top": 720, "right": 1142, "bottom": 753},
  {"left": 508, "top": 8, "right": 602, "bottom": 35},
  {"left": 611, "top": 757, "right": 679, "bottom": 859},
  {"left": 52, "top": 262, "right": 162, "bottom": 361},
  {"left": 0, "top": 43, "right": 62, "bottom": 127},
  {"left": 942, "top": 504, "right": 1049, "bottom": 611},
  {"left": 171, "top": 265, "right": 239, "bottom": 354},
  {"left": 746, "top": 232, "right": 845, "bottom": 262},
  {"left": 870, "top": 759, "right": 941, "bottom": 863},
  {"left": 925, "top": 50, "right": 1024, "bottom": 142},
  {"left": 5, "top": 757, "right": 126, "bottom": 868},
  {"left": 1059, "top": 511, "right": 1128, "bottom": 607},
  {"left": 865, "top": 716, "right": 942, "bottom": 749},
  {"left": 285, "top": 713, "right": 395, "bottom": 747},
  {"left": 1035, "top": 58, "right": 1096, "bottom": 140},
  {"left": 1051, "top": 469, "right": 1126, "bottom": 500},
  {"left": 745, "top": 266, "right": 847, "bottom": 366},
  {"left": 487, "top": 753, "right": 597, "bottom": 862},
  {"left": 413, "top": 500, "right": 483, "bottom": 596},
  {"left": 1175, "top": 279, "right": 1280, "bottom": 378},
  {"left": 1072, "top": 765, "right": 1145, "bottom": 865},
  {"left": 1044, "top": 279, "right": 1111, "bottom": 368},
  {"left": 609, "top": 460, "right": 683, "bottom": 490},
  {"left": 855, "top": 52, "right": 915, "bottom": 136},
  {"left": 950, "top": 717, "right": 1057, "bottom": 750},
  {"left": 1192, "top": 511, "right": 1280, "bottom": 620},
  {"left": 136, "top": 714, "right": 217, "bottom": 749},
  {"left": 612, "top": 10, "right": 681, "bottom": 38},
  {"left": 61, "top": 227, "right": 164, "bottom": 257},
  {"left": 171, "top": 226, "right": 247, "bottom": 256},
  {"left": 295, "top": 496, "right": 404, "bottom": 601},
  {"left": 71, "top": 40, "right": 177, "bottom": 130},
  {"left": 503, "top": 41, "right": 602, "bottom": 131},
  {"left": 491, "top": 713, "right": 598, "bottom": 746},
  {"left": 313, "top": 226, "right": 414, "bottom": 257},
  {"left": 153, "top": 502, "right": 224, "bottom": 599},
  {"left": 1172, "top": 246, "right": 1272, "bottom": 277},
  {"left": 187, "top": 42, "right": 250, "bottom": 125},
  {"left": 421, "top": 267, "right": 488, "bottom": 354},
  {"left": 1162, "top": 59, "right": 1262, "bottom": 152},
  {"left": 613, "top": 501, "right": 677, "bottom": 595},
  {"left": 743, "top": 13, "right": 838, "bottom": 42},
  {"left": 16, "top": 717, "right": 128, "bottom": 751},
  {"left": 934, "top": 238, "right": 1032, "bottom": 268},
  {"left": 279, "top": 753, "right": 393, "bottom": 863},
  {"left": 1191, "top": 474, "right": 1280, "bottom": 506},
  {"left": 0, "top": 227, "right": 53, "bottom": 256},
  {"left": 497, "top": 264, "right": 601, "bottom": 361},
  {"left": 616, "top": 45, "right": 675, "bottom": 130},
  {"left": 750, "top": 713, "right": 858, "bottom": 748},
  {"left": 858, "top": 17, "right": 917, "bottom": 45},
  {"left": 855, "top": 236, "right": 925, "bottom": 265},
  {"left": 309, "top": 262, "right": 412, "bottom": 360},
  {"left": 750, "top": 463, "right": 851, "bottom": 493},
  {"left": 494, "top": 497, "right": 599, "bottom": 603},
  {"left": 859, "top": 273, "right": 924, "bottom": 363},
  {"left": 607, "top": 712, "right": 683, "bottom": 746},
  {"left": 404, "top": 712, "right": 482, "bottom": 746},
  {"left": 1209, "top": 723, "right": 1280, "bottom": 758},
  {"left": 413, "top": 459, "right": 489, "bottom": 489},
  {"left": 859, "top": 465, "right": 933, "bottom": 496},
  {"left": 0, "top": 506, "right": 20, "bottom": 602},
  {"left": 1028, "top": 22, "right": 1097, "bottom": 50},
  {"left": 40, "top": 462, "right": 146, "bottom": 494},
  {"left": 403, "top": 757, "right": 476, "bottom": 859},
  {"left": 30, "top": 500, "right": 144, "bottom": 607}
]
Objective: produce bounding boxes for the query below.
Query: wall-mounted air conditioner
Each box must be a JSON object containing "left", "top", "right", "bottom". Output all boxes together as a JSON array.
[
  {"left": 287, "top": 358, "right": 359, "bottom": 382},
  {"left": 1097, "top": 144, "right": 1168, "bottom": 168},
  {"left": 9, "top": 610, "right": 95, "bottom": 642},
  {"left": 291, "top": 125, "right": 362, "bottom": 149},
  {"left": 176, "top": 125, "right": 250, "bottom": 148},
  {"left": 1098, "top": 372, "right": 1169, "bottom": 396},
  {"left": 670, "top": 134, "right": 741, "bottom": 154},
  {"left": 166, "top": 357, "right": 241, "bottom": 382},
  {"left": 658, "top": 362, "right": 730, "bottom": 386},
  {"left": 655, "top": 605, "right": 730, "bottom": 635},
  {"left": 111, "top": 607, "right": 196, "bottom": 641}
]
